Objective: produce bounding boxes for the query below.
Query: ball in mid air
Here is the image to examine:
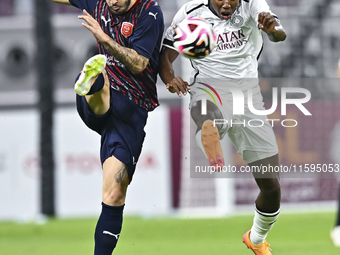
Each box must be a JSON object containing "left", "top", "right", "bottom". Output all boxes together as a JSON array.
[{"left": 173, "top": 17, "right": 217, "bottom": 59}]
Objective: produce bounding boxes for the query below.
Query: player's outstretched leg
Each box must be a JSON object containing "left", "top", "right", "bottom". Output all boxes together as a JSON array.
[
  {"left": 94, "top": 156, "right": 130, "bottom": 255},
  {"left": 191, "top": 100, "right": 225, "bottom": 168},
  {"left": 243, "top": 229, "right": 272, "bottom": 255},
  {"left": 94, "top": 202, "right": 124, "bottom": 255},
  {"left": 243, "top": 154, "right": 280, "bottom": 255},
  {"left": 201, "top": 119, "right": 225, "bottom": 168},
  {"left": 75, "top": 54, "right": 107, "bottom": 96},
  {"left": 243, "top": 207, "right": 279, "bottom": 255}
]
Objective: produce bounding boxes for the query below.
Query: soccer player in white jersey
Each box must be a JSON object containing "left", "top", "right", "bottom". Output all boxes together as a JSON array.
[{"left": 159, "top": 0, "right": 286, "bottom": 254}]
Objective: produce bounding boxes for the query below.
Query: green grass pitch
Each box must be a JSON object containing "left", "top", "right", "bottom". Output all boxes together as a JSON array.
[{"left": 0, "top": 212, "right": 339, "bottom": 255}]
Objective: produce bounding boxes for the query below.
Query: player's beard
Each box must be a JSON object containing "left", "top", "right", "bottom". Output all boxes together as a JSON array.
[{"left": 107, "top": 0, "right": 132, "bottom": 16}]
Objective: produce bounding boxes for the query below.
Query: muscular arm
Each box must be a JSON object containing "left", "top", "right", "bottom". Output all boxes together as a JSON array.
[
  {"left": 159, "top": 46, "right": 190, "bottom": 96},
  {"left": 159, "top": 47, "right": 178, "bottom": 84},
  {"left": 79, "top": 9, "right": 149, "bottom": 74},
  {"left": 51, "top": 0, "right": 72, "bottom": 5},
  {"left": 258, "top": 12, "right": 286, "bottom": 42},
  {"left": 102, "top": 38, "right": 149, "bottom": 75}
]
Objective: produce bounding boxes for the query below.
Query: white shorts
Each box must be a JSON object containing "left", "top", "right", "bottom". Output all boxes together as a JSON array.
[{"left": 189, "top": 79, "right": 278, "bottom": 164}]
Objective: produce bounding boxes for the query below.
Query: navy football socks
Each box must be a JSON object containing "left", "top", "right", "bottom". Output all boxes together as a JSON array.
[
  {"left": 94, "top": 203, "right": 124, "bottom": 255},
  {"left": 87, "top": 73, "right": 104, "bottom": 95}
]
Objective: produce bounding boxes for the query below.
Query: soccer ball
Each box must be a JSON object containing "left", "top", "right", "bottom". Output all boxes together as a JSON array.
[{"left": 173, "top": 17, "right": 217, "bottom": 59}]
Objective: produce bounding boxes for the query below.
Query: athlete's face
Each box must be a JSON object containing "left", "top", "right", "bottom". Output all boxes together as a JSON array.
[
  {"left": 209, "top": 0, "right": 240, "bottom": 20},
  {"left": 106, "top": 0, "right": 133, "bottom": 15}
]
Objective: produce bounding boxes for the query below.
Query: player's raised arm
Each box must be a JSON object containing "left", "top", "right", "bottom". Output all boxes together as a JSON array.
[
  {"left": 258, "top": 12, "right": 286, "bottom": 42},
  {"left": 78, "top": 9, "right": 149, "bottom": 75},
  {"left": 159, "top": 46, "right": 190, "bottom": 97},
  {"left": 51, "top": 0, "right": 72, "bottom": 5}
]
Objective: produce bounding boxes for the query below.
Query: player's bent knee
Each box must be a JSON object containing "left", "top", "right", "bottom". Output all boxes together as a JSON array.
[
  {"left": 103, "top": 187, "right": 127, "bottom": 206},
  {"left": 256, "top": 178, "right": 281, "bottom": 194},
  {"left": 103, "top": 70, "right": 110, "bottom": 88},
  {"left": 102, "top": 156, "right": 129, "bottom": 206},
  {"left": 85, "top": 70, "right": 111, "bottom": 115},
  {"left": 261, "top": 182, "right": 281, "bottom": 199}
]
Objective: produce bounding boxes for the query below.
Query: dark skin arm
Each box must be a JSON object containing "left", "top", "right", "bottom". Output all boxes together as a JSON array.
[
  {"left": 258, "top": 12, "right": 286, "bottom": 42},
  {"left": 159, "top": 48, "right": 223, "bottom": 130},
  {"left": 158, "top": 47, "right": 191, "bottom": 97}
]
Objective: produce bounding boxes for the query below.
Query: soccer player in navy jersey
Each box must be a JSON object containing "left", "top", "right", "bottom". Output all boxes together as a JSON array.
[{"left": 51, "top": 0, "right": 164, "bottom": 254}]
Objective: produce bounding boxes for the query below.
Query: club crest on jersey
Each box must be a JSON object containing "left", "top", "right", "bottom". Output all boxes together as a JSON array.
[
  {"left": 230, "top": 15, "right": 244, "bottom": 28},
  {"left": 121, "top": 22, "right": 134, "bottom": 37}
]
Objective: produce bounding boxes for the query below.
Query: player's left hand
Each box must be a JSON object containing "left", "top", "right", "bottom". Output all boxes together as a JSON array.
[
  {"left": 166, "top": 77, "right": 190, "bottom": 97},
  {"left": 79, "top": 9, "right": 109, "bottom": 43},
  {"left": 258, "top": 12, "right": 277, "bottom": 34}
]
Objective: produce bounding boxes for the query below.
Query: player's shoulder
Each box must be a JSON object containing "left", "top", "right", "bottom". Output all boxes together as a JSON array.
[
  {"left": 239, "top": 0, "right": 256, "bottom": 9},
  {"left": 134, "top": 0, "right": 163, "bottom": 21},
  {"left": 238, "top": 0, "right": 271, "bottom": 16},
  {"left": 142, "top": 0, "right": 162, "bottom": 11},
  {"left": 139, "top": 0, "right": 163, "bottom": 16},
  {"left": 181, "top": 0, "right": 208, "bottom": 14},
  {"left": 243, "top": 0, "right": 271, "bottom": 9},
  {"left": 241, "top": 0, "right": 265, "bottom": 4}
]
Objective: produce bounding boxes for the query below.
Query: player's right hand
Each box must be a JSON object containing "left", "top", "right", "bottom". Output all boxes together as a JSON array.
[
  {"left": 79, "top": 9, "right": 108, "bottom": 43},
  {"left": 166, "top": 77, "right": 190, "bottom": 97}
]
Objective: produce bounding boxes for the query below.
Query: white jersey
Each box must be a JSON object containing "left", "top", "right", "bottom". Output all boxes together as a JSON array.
[{"left": 163, "top": 0, "right": 278, "bottom": 79}]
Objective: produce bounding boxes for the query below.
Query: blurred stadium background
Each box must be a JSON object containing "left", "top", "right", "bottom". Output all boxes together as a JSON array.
[{"left": 1, "top": 0, "right": 340, "bottom": 246}]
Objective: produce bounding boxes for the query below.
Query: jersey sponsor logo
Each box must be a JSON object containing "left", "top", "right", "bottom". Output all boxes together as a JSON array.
[
  {"left": 121, "top": 22, "right": 134, "bottom": 37},
  {"left": 230, "top": 14, "right": 244, "bottom": 28},
  {"left": 101, "top": 15, "right": 111, "bottom": 27},
  {"left": 103, "top": 231, "right": 120, "bottom": 240},
  {"left": 215, "top": 29, "right": 247, "bottom": 51},
  {"left": 148, "top": 12, "right": 158, "bottom": 20}
]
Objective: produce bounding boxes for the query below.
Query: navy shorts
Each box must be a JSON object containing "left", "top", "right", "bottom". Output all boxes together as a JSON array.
[{"left": 76, "top": 89, "right": 148, "bottom": 179}]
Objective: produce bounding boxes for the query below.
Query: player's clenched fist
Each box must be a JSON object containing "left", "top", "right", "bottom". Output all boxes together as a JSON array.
[
  {"left": 258, "top": 12, "right": 286, "bottom": 42},
  {"left": 258, "top": 12, "right": 277, "bottom": 34}
]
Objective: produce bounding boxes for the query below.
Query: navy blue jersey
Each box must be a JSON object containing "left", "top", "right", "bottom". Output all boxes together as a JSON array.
[{"left": 70, "top": 0, "right": 164, "bottom": 111}]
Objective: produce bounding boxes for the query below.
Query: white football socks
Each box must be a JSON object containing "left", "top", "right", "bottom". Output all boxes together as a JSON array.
[
  {"left": 195, "top": 130, "right": 208, "bottom": 158},
  {"left": 250, "top": 206, "right": 280, "bottom": 245}
]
